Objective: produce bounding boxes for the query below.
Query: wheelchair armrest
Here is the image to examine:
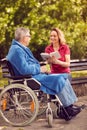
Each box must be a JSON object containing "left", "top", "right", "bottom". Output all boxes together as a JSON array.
[{"left": 3, "top": 74, "right": 32, "bottom": 80}]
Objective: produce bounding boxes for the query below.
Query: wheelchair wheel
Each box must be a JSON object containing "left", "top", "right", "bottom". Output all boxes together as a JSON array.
[
  {"left": 37, "top": 92, "right": 47, "bottom": 116},
  {"left": 53, "top": 103, "right": 60, "bottom": 119},
  {"left": 46, "top": 108, "right": 53, "bottom": 127},
  {"left": 0, "top": 84, "right": 39, "bottom": 126}
]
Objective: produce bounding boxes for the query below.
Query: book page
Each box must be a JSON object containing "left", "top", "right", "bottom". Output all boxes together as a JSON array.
[
  {"left": 40, "top": 53, "right": 51, "bottom": 60},
  {"left": 50, "top": 51, "right": 61, "bottom": 59},
  {"left": 40, "top": 51, "right": 61, "bottom": 60}
]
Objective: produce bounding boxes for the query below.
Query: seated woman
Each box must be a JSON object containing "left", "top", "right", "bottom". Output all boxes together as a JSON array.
[
  {"left": 6, "top": 27, "right": 81, "bottom": 120},
  {"left": 45, "top": 28, "right": 72, "bottom": 81}
]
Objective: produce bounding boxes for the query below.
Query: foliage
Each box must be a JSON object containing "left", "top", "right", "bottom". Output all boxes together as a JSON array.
[{"left": 0, "top": 0, "right": 87, "bottom": 60}]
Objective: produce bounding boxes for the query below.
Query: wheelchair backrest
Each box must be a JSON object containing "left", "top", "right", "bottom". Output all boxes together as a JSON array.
[
  {"left": 0, "top": 58, "right": 41, "bottom": 89},
  {"left": 0, "top": 58, "right": 15, "bottom": 78}
]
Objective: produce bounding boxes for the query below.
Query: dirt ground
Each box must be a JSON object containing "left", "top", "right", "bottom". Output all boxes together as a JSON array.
[{"left": 0, "top": 96, "right": 87, "bottom": 130}]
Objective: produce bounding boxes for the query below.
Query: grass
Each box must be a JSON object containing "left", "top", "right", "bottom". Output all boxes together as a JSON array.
[
  {"left": 71, "top": 70, "right": 87, "bottom": 78},
  {"left": 0, "top": 68, "right": 8, "bottom": 88}
]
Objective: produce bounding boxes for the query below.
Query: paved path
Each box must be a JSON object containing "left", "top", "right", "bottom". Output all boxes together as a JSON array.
[{"left": 0, "top": 96, "right": 87, "bottom": 130}]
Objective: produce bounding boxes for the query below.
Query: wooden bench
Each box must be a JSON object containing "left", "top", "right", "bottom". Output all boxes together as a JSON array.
[
  {"left": 0, "top": 58, "right": 87, "bottom": 96},
  {"left": 70, "top": 59, "right": 87, "bottom": 96}
]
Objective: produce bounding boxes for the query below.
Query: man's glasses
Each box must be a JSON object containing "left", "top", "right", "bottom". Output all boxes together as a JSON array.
[{"left": 25, "top": 35, "right": 31, "bottom": 38}]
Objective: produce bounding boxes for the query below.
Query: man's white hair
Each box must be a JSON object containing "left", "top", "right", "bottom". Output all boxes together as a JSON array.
[{"left": 15, "top": 27, "right": 30, "bottom": 41}]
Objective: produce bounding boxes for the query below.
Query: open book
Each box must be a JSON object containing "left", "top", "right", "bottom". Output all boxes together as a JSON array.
[{"left": 40, "top": 51, "right": 61, "bottom": 61}]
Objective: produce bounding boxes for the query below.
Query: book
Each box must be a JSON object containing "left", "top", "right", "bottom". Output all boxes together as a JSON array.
[{"left": 40, "top": 51, "right": 61, "bottom": 61}]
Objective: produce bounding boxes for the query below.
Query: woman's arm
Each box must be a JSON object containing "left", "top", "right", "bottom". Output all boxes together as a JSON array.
[
  {"left": 54, "top": 54, "right": 70, "bottom": 67},
  {"left": 47, "top": 54, "right": 70, "bottom": 67}
]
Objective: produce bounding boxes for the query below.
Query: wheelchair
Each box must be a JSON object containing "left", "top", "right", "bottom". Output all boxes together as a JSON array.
[{"left": 0, "top": 58, "right": 71, "bottom": 127}]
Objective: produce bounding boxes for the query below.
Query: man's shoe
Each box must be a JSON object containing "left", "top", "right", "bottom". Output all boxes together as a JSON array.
[
  {"left": 73, "top": 104, "right": 87, "bottom": 110},
  {"left": 71, "top": 105, "right": 82, "bottom": 111},
  {"left": 65, "top": 106, "right": 81, "bottom": 117},
  {"left": 71, "top": 109, "right": 81, "bottom": 117},
  {"left": 57, "top": 106, "right": 72, "bottom": 121}
]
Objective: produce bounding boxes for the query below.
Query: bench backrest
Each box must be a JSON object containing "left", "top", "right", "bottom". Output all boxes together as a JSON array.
[
  {"left": 70, "top": 59, "right": 87, "bottom": 85},
  {"left": 70, "top": 59, "right": 87, "bottom": 72}
]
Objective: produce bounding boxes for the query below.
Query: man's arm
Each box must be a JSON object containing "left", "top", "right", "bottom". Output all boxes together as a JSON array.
[{"left": 7, "top": 48, "right": 40, "bottom": 75}]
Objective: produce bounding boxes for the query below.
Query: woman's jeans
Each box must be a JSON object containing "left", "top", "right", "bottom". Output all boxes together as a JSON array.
[
  {"left": 57, "top": 79, "right": 77, "bottom": 107},
  {"left": 67, "top": 73, "right": 72, "bottom": 82}
]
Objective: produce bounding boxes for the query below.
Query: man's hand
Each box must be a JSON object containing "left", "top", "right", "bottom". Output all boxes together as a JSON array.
[
  {"left": 40, "top": 65, "right": 50, "bottom": 73},
  {"left": 40, "top": 65, "right": 47, "bottom": 73}
]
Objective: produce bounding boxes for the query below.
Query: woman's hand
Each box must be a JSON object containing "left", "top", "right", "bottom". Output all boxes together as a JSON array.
[
  {"left": 47, "top": 55, "right": 70, "bottom": 67},
  {"left": 47, "top": 56, "right": 58, "bottom": 64}
]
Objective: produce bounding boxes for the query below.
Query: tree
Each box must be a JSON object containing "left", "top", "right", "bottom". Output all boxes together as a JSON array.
[{"left": 0, "top": 0, "right": 87, "bottom": 60}]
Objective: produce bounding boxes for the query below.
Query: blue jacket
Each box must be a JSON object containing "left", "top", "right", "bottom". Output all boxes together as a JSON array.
[{"left": 7, "top": 39, "right": 68, "bottom": 94}]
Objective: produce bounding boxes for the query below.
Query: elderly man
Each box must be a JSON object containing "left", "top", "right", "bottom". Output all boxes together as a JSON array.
[{"left": 6, "top": 27, "right": 81, "bottom": 120}]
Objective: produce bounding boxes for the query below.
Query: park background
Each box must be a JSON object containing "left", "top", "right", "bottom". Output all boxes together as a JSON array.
[
  {"left": 0, "top": 2, "right": 87, "bottom": 129},
  {"left": 0, "top": 0, "right": 87, "bottom": 61}
]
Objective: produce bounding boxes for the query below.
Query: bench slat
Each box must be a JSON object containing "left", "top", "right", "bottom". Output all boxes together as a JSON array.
[
  {"left": 71, "top": 66, "right": 87, "bottom": 71},
  {"left": 70, "top": 60, "right": 87, "bottom": 73},
  {"left": 71, "top": 76, "right": 87, "bottom": 85},
  {"left": 71, "top": 80, "right": 87, "bottom": 85}
]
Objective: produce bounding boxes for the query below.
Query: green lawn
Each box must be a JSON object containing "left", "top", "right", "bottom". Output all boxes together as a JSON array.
[
  {"left": 0, "top": 68, "right": 8, "bottom": 88},
  {"left": 71, "top": 70, "right": 87, "bottom": 78}
]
